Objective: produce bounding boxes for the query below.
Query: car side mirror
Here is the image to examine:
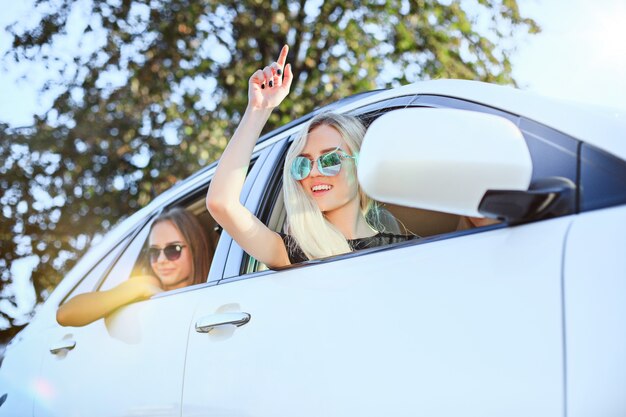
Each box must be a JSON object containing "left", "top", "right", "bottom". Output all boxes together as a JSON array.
[{"left": 358, "top": 108, "right": 534, "bottom": 219}]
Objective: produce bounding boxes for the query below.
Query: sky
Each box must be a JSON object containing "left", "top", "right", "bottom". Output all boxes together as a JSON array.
[
  {"left": 1, "top": 0, "right": 626, "bottom": 324},
  {"left": 511, "top": 0, "right": 626, "bottom": 112}
]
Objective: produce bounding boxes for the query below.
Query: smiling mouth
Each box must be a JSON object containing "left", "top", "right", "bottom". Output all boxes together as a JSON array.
[{"left": 311, "top": 184, "right": 333, "bottom": 192}]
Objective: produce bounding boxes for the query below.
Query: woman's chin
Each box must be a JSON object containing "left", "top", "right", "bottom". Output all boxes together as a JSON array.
[
  {"left": 162, "top": 275, "right": 193, "bottom": 290},
  {"left": 160, "top": 274, "right": 181, "bottom": 286}
]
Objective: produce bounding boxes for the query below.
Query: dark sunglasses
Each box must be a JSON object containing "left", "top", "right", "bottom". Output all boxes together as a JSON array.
[
  {"left": 148, "top": 244, "right": 186, "bottom": 263},
  {"left": 290, "top": 148, "right": 356, "bottom": 180}
]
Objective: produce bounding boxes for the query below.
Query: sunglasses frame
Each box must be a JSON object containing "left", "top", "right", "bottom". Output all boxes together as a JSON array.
[
  {"left": 148, "top": 243, "right": 187, "bottom": 263},
  {"left": 291, "top": 147, "right": 357, "bottom": 181}
]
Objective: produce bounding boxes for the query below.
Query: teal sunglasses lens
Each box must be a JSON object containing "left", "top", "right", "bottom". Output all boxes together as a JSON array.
[
  {"left": 291, "top": 156, "right": 312, "bottom": 180},
  {"left": 317, "top": 151, "right": 343, "bottom": 176}
]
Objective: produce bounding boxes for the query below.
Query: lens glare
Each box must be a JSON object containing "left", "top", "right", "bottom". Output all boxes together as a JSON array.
[
  {"left": 291, "top": 156, "right": 312, "bottom": 181},
  {"left": 164, "top": 244, "right": 183, "bottom": 260},
  {"left": 318, "top": 152, "right": 342, "bottom": 176}
]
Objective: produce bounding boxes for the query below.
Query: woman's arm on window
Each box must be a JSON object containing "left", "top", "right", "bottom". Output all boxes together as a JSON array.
[{"left": 56, "top": 275, "right": 162, "bottom": 327}]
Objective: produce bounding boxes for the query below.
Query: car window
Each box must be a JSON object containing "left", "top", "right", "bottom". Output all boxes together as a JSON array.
[
  {"left": 244, "top": 187, "right": 460, "bottom": 274},
  {"left": 240, "top": 116, "right": 465, "bottom": 275},
  {"left": 240, "top": 103, "right": 562, "bottom": 275},
  {"left": 580, "top": 143, "right": 626, "bottom": 211},
  {"left": 96, "top": 195, "right": 222, "bottom": 293},
  {"left": 97, "top": 219, "right": 154, "bottom": 291},
  {"left": 61, "top": 235, "right": 131, "bottom": 303}
]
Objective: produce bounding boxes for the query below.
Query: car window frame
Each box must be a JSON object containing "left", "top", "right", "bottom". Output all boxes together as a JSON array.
[
  {"left": 58, "top": 213, "right": 156, "bottom": 306},
  {"left": 85, "top": 145, "right": 275, "bottom": 299},
  {"left": 221, "top": 96, "right": 435, "bottom": 283},
  {"left": 220, "top": 93, "right": 584, "bottom": 284},
  {"left": 95, "top": 215, "right": 158, "bottom": 292},
  {"left": 60, "top": 234, "right": 133, "bottom": 304},
  {"left": 208, "top": 144, "right": 279, "bottom": 281}
]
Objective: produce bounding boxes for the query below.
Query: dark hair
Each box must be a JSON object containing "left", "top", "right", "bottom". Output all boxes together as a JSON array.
[{"left": 151, "top": 207, "right": 211, "bottom": 286}]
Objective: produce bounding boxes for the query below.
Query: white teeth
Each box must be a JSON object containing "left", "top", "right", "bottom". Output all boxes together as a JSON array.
[{"left": 312, "top": 184, "right": 332, "bottom": 192}]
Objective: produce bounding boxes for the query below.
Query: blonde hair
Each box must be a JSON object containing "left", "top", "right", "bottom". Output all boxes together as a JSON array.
[{"left": 282, "top": 113, "right": 377, "bottom": 260}]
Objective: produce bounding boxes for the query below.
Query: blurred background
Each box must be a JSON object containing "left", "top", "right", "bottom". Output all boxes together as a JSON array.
[{"left": 1, "top": 0, "right": 625, "bottom": 346}]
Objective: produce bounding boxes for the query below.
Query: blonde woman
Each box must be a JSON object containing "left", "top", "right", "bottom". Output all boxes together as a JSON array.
[{"left": 206, "top": 45, "right": 413, "bottom": 268}]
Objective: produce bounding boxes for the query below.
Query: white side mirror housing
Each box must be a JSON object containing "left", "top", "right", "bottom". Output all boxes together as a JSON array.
[{"left": 358, "top": 108, "right": 533, "bottom": 217}]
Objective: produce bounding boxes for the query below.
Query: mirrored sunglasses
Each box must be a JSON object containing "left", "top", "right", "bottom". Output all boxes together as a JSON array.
[
  {"left": 290, "top": 148, "right": 356, "bottom": 181},
  {"left": 149, "top": 244, "right": 186, "bottom": 263}
]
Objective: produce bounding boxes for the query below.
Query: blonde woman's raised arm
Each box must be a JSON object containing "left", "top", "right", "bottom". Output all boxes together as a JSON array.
[{"left": 206, "top": 45, "right": 293, "bottom": 268}]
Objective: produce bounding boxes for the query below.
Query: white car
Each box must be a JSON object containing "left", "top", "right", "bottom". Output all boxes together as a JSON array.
[{"left": 1, "top": 79, "right": 625, "bottom": 417}]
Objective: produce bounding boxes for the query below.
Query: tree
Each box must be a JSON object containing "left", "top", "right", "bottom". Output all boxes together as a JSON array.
[{"left": 0, "top": 0, "right": 539, "bottom": 344}]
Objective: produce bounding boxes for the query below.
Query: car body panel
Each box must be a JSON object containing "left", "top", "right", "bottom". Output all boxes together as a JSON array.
[
  {"left": 181, "top": 218, "right": 571, "bottom": 417},
  {"left": 33, "top": 288, "right": 208, "bottom": 417},
  {"left": 0, "top": 329, "right": 47, "bottom": 416},
  {"left": 564, "top": 205, "right": 626, "bottom": 417}
]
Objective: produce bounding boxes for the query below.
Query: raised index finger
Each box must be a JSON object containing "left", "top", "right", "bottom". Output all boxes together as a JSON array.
[{"left": 276, "top": 44, "right": 289, "bottom": 68}]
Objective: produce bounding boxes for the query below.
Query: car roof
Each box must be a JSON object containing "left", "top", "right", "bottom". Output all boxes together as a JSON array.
[{"left": 332, "top": 79, "right": 626, "bottom": 161}]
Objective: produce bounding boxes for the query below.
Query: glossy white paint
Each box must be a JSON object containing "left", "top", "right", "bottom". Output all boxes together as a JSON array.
[
  {"left": 182, "top": 218, "right": 571, "bottom": 417},
  {"left": 0, "top": 326, "right": 47, "bottom": 416},
  {"left": 33, "top": 288, "right": 206, "bottom": 417},
  {"left": 563, "top": 205, "right": 626, "bottom": 417},
  {"left": 359, "top": 108, "right": 532, "bottom": 217},
  {"left": 28, "top": 225, "right": 200, "bottom": 417}
]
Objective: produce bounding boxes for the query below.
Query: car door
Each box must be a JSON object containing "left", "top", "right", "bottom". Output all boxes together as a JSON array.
[
  {"left": 33, "top": 216, "right": 212, "bottom": 417},
  {"left": 0, "top": 213, "right": 142, "bottom": 417},
  {"left": 32, "top": 147, "right": 272, "bottom": 417},
  {"left": 182, "top": 219, "right": 569, "bottom": 417},
  {"left": 563, "top": 143, "right": 626, "bottom": 416},
  {"left": 179, "top": 98, "right": 584, "bottom": 416},
  {"left": 180, "top": 113, "right": 573, "bottom": 417}
]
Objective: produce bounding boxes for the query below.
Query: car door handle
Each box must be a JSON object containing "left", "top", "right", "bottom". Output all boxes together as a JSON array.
[
  {"left": 195, "top": 312, "right": 251, "bottom": 333},
  {"left": 49, "top": 339, "right": 77, "bottom": 354}
]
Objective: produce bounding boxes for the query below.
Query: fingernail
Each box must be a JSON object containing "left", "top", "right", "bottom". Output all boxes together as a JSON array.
[
  {"left": 269, "top": 80, "right": 273, "bottom": 88},
  {"left": 277, "top": 69, "right": 282, "bottom": 75},
  {"left": 261, "top": 83, "right": 265, "bottom": 89}
]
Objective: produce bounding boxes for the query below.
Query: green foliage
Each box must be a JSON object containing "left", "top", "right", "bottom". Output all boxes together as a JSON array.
[{"left": 0, "top": 0, "right": 538, "bottom": 343}]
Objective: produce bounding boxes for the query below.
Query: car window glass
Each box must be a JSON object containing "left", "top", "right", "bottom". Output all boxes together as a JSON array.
[
  {"left": 62, "top": 235, "right": 131, "bottom": 303},
  {"left": 98, "top": 219, "right": 153, "bottom": 291}
]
